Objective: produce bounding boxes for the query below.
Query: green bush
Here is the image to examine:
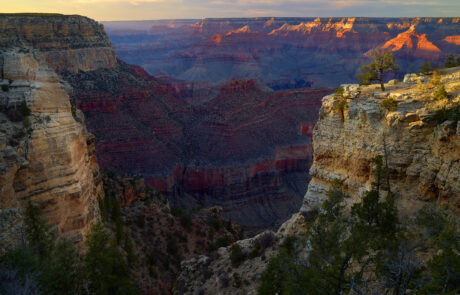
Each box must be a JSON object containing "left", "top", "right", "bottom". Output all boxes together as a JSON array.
[
  {"left": 380, "top": 97, "right": 398, "bottom": 112},
  {"left": 1, "top": 84, "right": 9, "bottom": 92},
  {"left": 334, "top": 85, "right": 344, "bottom": 97},
  {"left": 432, "top": 106, "right": 460, "bottom": 123},
  {"left": 85, "top": 223, "right": 138, "bottom": 294},
  {"left": 444, "top": 54, "right": 460, "bottom": 68},
  {"left": 210, "top": 216, "right": 222, "bottom": 230},
  {"left": 20, "top": 101, "right": 31, "bottom": 117},
  {"left": 230, "top": 244, "right": 244, "bottom": 267},
  {"left": 70, "top": 100, "right": 77, "bottom": 119},
  {"left": 420, "top": 61, "right": 432, "bottom": 75},
  {"left": 248, "top": 243, "right": 261, "bottom": 259},
  {"left": 432, "top": 85, "right": 449, "bottom": 100},
  {"left": 430, "top": 70, "right": 441, "bottom": 86},
  {"left": 334, "top": 98, "right": 348, "bottom": 121}
]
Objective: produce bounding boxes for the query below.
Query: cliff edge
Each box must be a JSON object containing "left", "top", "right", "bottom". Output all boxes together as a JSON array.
[
  {"left": 0, "top": 14, "right": 108, "bottom": 250},
  {"left": 301, "top": 67, "right": 460, "bottom": 217}
]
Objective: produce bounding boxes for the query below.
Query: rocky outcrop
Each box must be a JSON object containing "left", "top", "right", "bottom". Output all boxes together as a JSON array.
[
  {"left": 301, "top": 67, "right": 460, "bottom": 217},
  {"left": 175, "top": 67, "right": 460, "bottom": 295},
  {"left": 0, "top": 13, "right": 116, "bottom": 74},
  {"left": 174, "top": 212, "right": 309, "bottom": 295},
  {"left": 0, "top": 49, "right": 103, "bottom": 250}
]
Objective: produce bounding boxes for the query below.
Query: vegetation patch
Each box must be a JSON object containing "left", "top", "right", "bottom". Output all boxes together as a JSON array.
[
  {"left": 433, "top": 105, "right": 460, "bottom": 123},
  {"left": 380, "top": 97, "right": 398, "bottom": 112},
  {"left": 432, "top": 85, "right": 450, "bottom": 100}
]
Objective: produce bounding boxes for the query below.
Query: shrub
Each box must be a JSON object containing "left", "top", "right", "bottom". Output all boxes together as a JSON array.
[
  {"left": 420, "top": 61, "right": 432, "bottom": 75},
  {"left": 123, "top": 232, "right": 137, "bottom": 266},
  {"left": 230, "top": 244, "right": 244, "bottom": 267},
  {"left": 334, "top": 98, "right": 348, "bottom": 121},
  {"left": 380, "top": 97, "right": 398, "bottom": 112},
  {"left": 430, "top": 70, "right": 441, "bottom": 86},
  {"left": 1, "top": 84, "right": 9, "bottom": 92},
  {"left": 70, "top": 101, "right": 77, "bottom": 119},
  {"left": 334, "top": 86, "right": 344, "bottom": 97},
  {"left": 22, "top": 117, "right": 31, "bottom": 130},
  {"left": 432, "top": 85, "right": 449, "bottom": 100},
  {"left": 444, "top": 54, "right": 460, "bottom": 68},
  {"left": 210, "top": 216, "right": 222, "bottom": 231},
  {"left": 232, "top": 273, "right": 242, "bottom": 288},
  {"left": 432, "top": 106, "right": 460, "bottom": 123},
  {"left": 20, "top": 101, "right": 31, "bottom": 117},
  {"left": 85, "top": 223, "right": 138, "bottom": 294},
  {"left": 248, "top": 243, "right": 261, "bottom": 259}
]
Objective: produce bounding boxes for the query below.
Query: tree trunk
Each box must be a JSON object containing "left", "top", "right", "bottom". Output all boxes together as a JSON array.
[{"left": 379, "top": 73, "right": 385, "bottom": 91}]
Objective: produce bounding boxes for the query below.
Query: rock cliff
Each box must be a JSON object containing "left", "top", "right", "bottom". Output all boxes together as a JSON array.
[
  {"left": 0, "top": 13, "right": 116, "bottom": 74},
  {"left": 0, "top": 13, "right": 112, "bottom": 249},
  {"left": 175, "top": 67, "right": 460, "bottom": 295},
  {"left": 301, "top": 67, "right": 460, "bottom": 217},
  {"left": 0, "top": 48, "right": 103, "bottom": 250},
  {"left": 64, "top": 62, "right": 328, "bottom": 230}
]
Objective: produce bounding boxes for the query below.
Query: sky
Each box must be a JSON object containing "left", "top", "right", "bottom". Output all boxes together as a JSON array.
[{"left": 1, "top": 0, "right": 459, "bottom": 21}]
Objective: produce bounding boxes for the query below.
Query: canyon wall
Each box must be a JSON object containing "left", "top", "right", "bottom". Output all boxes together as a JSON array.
[
  {"left": 0, "top": 14, "right": 111, "bottom": 249},
  {"left": 175, "top": 67, "right": 460, "bottom": 295},
  {"left": 0, "top": 49, "right": 102, "bottom": 249},
  {"left": 0, "top": 14, "right": 328, "bottom": 230},
  {"left": 64, "top": 62, "right": 328, "bottom": 229},
  {"left": 104, "top": 17, "right": 460, "bottom": 88},
  {"left": 301, "top": 68, "right": 460, "bottom": 217},
  {"left": 0, "top": 13, "right": 116, "bottom": 74}
]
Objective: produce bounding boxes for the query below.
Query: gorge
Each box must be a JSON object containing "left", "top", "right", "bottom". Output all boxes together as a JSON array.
[{"left": 0, "top": 12, "right": 459, "bottom": 295}]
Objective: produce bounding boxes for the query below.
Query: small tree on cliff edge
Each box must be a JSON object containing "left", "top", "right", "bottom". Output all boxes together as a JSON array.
[{"left": 357, "top": 50, "right": 399, "bottom": 91}]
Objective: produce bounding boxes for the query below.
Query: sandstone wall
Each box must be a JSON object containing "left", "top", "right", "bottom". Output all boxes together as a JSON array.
[
  {"left": 0, "top": 49, "right": 102, "bottom": 250},
  {"left": 0, "top": 13, "right": 116, "bottom": 74},
  {"left": 301, "top": 68, "right": 460, "bottom": 217}
]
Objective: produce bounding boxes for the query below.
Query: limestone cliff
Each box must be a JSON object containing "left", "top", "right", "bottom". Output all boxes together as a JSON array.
[
  {"left": 0, "top": 13, "right": 116, "bottom": 74},
  {"left": 301, "top": 67, "right": 460, "bottom": 217},
  {"left": 0, "top": 49, "right": 103, "bottom": 250}
]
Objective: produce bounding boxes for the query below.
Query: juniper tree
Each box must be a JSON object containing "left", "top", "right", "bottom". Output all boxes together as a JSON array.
[{"left": 357, "top": 51, "right": 399, "bottom": 91}]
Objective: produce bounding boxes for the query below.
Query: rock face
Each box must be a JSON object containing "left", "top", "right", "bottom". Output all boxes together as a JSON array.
[
  {"left": 175, "top": 68, "right": 460, "bottom": 295},
  {"left": 0, "top": 13, "right": 116, "bottom": 74},
  {"left": 63, "top": 62, "right": 329, "bottom": 229},
  {"left": 301, "top": 67, "right": 460, "bottom": 217},
  {"left": 104, "top": 17, "right": 460, "bottom": 87},
  {"left": 0, "top": 48, "right": 103, "bottom": 250},
  {"left": 0, "top": 14, "right": 327, "bottom": 231}
]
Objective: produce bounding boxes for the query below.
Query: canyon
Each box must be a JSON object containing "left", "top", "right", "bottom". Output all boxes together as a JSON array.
[
  {"left": 1, "top": 15, "right": 459, "bottom": 236},
  {"left": 0, "top": 13, "right": 458, "bottom": 294},
  {"left": 104, "top": 17, "right": 460, "bottom": 90},
  {"left": 176, "top": 67, "right": 460, "bottom": 295},
  {"left": 0, "top": 14, "right": 328, "bottom": 232}
]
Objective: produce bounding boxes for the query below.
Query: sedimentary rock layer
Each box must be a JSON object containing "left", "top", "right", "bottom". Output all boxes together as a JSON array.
[
  {"left": 0, "top": 13, "right": 116, "bottom": 74},
  {"left": 64, "top": 61, "right": 328, "bottom": 228},
  {"left": 104, "top": 17, "right": 460, "bottom": 87},
  {"left": 301, "top": 68, "right": 460, "bottom": 217},
  {"left": 0, "top": 49, "right": 102, "bottom": 249}
]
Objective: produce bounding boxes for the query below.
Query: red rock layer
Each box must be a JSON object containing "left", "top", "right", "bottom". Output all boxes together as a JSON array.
[{"left": 64, "top": 61, "right": 329, "bottom": 228}]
